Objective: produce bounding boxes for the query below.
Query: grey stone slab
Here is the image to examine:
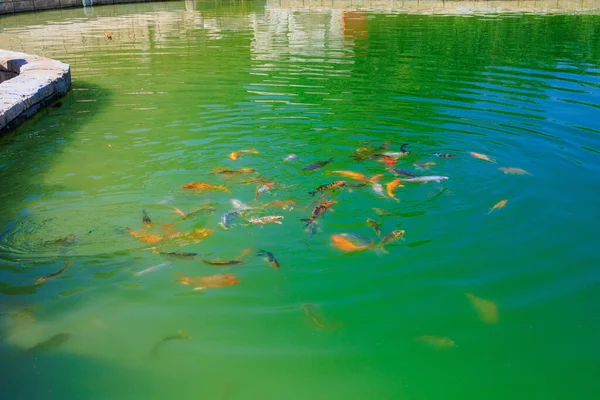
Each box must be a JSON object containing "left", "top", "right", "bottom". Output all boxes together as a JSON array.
[
  {"left": 0, "top": 50, "right": 71, "bottom": 132},
  {"left": 12, "top": 0, "right": 35, "bottom": 12},
  {"left": 35, "top": 0, "right": 63, "bottom": 10},
  {"left": 60, "top": 0, "right": 82, "bottom": 7},
  {"left": 0, "top": 2, "right": 16, "bottom": 14}
]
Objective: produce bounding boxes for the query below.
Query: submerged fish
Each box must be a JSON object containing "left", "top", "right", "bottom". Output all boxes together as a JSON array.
[
  {"left": 229, "top": 149, "right": 259, "bottom": 160},
  {"left": 173, "top": 205, "right": 217, "bottom": 219},
  {"left": 171, "top": 228, "right": 214, "bottom": 244},
  {"left": 371, "top": 181, "right": 386, "bottom": 197},
  {"left": 220, "top": 211, "right": 243, "bottom": 229},
  {"left": 35, "top": 259, "right": 74, "bottom": 285},
  {"left": 158, "top": 252, "right": 197, "bottom": 260},
  {"left": 380, "top": 230, "right": 405, "bottom": 246},
  {"left": 283, "top": 154, "right": 298, "bottom": 162},
  {"left": 248, "top": 216, "right": 284, "bottom": 225},
  {"left": 176, "top": 272, "right": 240, "bottom": 291},
  {"left": 181, "top": 182, "right": 229, "bottom": 192},
  {"left": 414, "top": 335, "right": 455, "bottom": 348},
  {"left": 470, "top": 151, "right": 495, "bottom": 162},
  {"left": 104, "top": 31, "right": 112, "bottom": 40},
  {"left": 433, "top": 153, "right": 454, "bottom": 158},
  {"left": 256, "top": 249, "right": 281, "bottom": 269},
  {"left": 331, "top": 234, "right": 373, "bottom": 252},
  {"left": 301, "top": 201, "right": 336, "bottom": 227},
  {"left": 255, "top": 182, "right": 275, "bottom": 200},
  {"left": 231, "top": 199, "right": 254, "bottom": 211},
  {"left": 150, "top": 331, "right": 191, "bottom": 358},
  {"left": 308, "top": 181, "right": 346, "bottom": 196},
  {"left": 213, "top": 167, "right": 255, "bottom": 176},
  {"left": 386, "top": 179, "right": 403, "bottom": 201},
  {"left": 44, "top": 234, "right": 78, "bottom": 246},
  {"left": 401, "top": 176, "right": 448, "bottom": 183},
  {"left": 387, "top": 167, "right": 417, "bottom": 178},
  {"left": 302, "top": 303, "right": 341, "bottom": 330},
  {"left": 199, "top": 257, "right": 245, "bottom": 266},
  {"left": 24, "top": 333, "right": 71, "bottom": 354},
  {"left": 366, "top": 219, "right": 382, "bottom": 237},
  {"left": 129, "top": 230, "right": 165, "bottom": 244},
  {"left": 414, "top": 162, "right": 436, "bottom": 171},
  {"left": 135, "top": 262, "right": 171, "bottom": 276},
  {"left": 265, "top": 199, "right": 296, "bottom": 210},
  {"left": 302, "top": 158, "right": 334, "bottom": 171},
  {"left": 142, "top": 209, "right": 152, "bottom": 227},
  {"left": 488, "top": 199, "right": 508, "bottom": 214},
  {"left": 499, "top": 167, "right": 531, "bottom": 175},
  {"left": 466, "top": 293, "right": 498, "bottom": 324}
]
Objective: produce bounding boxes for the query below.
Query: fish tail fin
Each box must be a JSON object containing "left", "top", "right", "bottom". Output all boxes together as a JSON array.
[
  {"left": 400, "top": 144, "right": 409, "bottom": 151},
  {"left": 220, "top": 186, "right": 230, "bottom": 193},
  {"left": 374, "top": 245, "right": 389, "bottom": 256},
  {"left": 369, "top": 174, "right": 383, "bottom": 183},
  {"left": 174, "top": 273, "right": 188, "bottom": 283},
  {"left": 308, "top": 191, "right": 316, "bottom": 196}
]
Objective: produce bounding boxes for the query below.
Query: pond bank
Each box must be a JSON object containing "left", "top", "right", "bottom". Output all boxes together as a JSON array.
[
  {"left": 0, "top": 0, "right": 177, "bottom": 15},
  {"left": 0, "top": 50, "right": 70, "bottom": 132}
]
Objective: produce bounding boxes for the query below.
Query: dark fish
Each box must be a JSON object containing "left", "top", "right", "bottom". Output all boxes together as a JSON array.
[
  {"left": 433, "top": 153, "right": 454, "bottom": 158},
  {"left": 387, "top": 167, "right": 417, "bottom": 178},
  {"left": 142, "top": 209, "right": 152, "bottom": 226},
  {"left": 305, "top": 220, "right": 320, "bottom": 241},
  {"left": 159, "top": 252, "right": 198, "bottom": 259},
  {"left": 24, "top": 333, "right": 71, "bottom": 354},
  {"left": 366, "top": 219, "right": 382, "bottom": 237},
  {"left": 302, "top": 158, "right": 334, "bottom": 171},
  {"left": 151, "top": 331, "right": 191, "bottom": 358},
  {"left": 44, "top": 234, "right": 78, "bottom": 246},
  {"left": 308, "top": 181, "right": 346, "bottom": 196},
  {"left": 256, "top": 249, "right": 280, "bottom": 269},
  {"left": 345, "top": 182, "right": 368, "bottom": 188},
  {"left": 301, "top": 201, "right": 336, "bottom": 227},
  {"left": 35, "top": 259, "right": 74, "bottom": 285},
  {"left": 400, "top": 143, "right": 410, "bottom": 153}
]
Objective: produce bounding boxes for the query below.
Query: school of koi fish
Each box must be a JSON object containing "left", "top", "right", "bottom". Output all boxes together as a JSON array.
[{"left": 32, "top": 142, "right": 528, "bottom": 349}]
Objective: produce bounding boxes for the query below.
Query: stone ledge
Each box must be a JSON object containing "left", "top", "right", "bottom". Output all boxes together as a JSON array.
[{"left": 0, "top": 50, "right": 71, "bottom": 132}]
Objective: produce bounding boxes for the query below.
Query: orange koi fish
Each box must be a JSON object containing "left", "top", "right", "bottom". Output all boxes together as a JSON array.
[
  {"left": 129, "top": 230, "right": 165, "bottom": 244},
  {"left": 488, "top": 199, "right": 508, "bottom": 215},
  {"left": 329, "top": 170, "right": 381, "bottom": 182},
  {"left": 386, "top": 179, "right": 403, "bottom": 201},
  {"left": 331, "top": 234, "right": 373, "bottom": 252},
  {"left": 181, "top": 182, "right": 229, "bottom": 192},
  {"left": 175, "top": 273, "right": 240, "bottom": 291},
  {"left": 229, "top": 149, "right": 259, "bottom": 160},
  {"left": 104, "top": 31, "right": 112, "bottom": 40}
]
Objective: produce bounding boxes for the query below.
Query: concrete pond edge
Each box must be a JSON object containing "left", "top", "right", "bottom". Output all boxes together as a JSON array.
[{"left": 0, "top": 49, "right": 71, "bottom": 132}]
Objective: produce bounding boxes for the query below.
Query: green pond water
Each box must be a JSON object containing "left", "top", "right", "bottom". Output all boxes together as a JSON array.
[{"left": 1, "top": 2, "right": 600, "bottom": 399}]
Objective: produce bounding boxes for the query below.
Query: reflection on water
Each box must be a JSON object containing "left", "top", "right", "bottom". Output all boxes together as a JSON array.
[{"left": 1, "top": 1, "right": 600, "bottom": 399}]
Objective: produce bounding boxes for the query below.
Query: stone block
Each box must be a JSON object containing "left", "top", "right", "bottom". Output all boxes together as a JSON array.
[
  {"left": 59, "top": 0, "right": 81, "bottom": 7},
  {"left": 34, "top": 0, "right": 63, "bottom": 10},
  {"left": 12, "top": 0, "right": 35, "bottom": 12},
  {"left": 0, "top": 1, "right": 15, "bottom": 14},
  {"left": 0, "top": 50, "right": 71, "bottom": 133}
]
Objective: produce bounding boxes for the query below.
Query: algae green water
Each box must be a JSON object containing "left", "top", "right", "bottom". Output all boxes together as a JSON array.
[{"left": 1, "top": 2, "right": 600, "bottom": 399}]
